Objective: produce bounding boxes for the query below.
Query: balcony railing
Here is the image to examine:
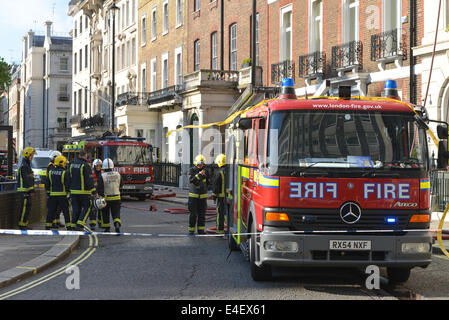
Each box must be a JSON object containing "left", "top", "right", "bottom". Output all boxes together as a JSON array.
[
  {"left": 147, "top": 85, "right": 184, "bottom": 105},
  {"left": 271, "top": 60, "right": 295, "bottom": 85},
  {"left": 184, "top": 70, "right": 239, "bottom": 89},
  {"left": 116, "top": 92, "right": 151, "bottom": 107},
  {"left": 80, "top": 113, "right": 105, "bottom": 129},
  {"left": 371, "top": 28, "right": 407, "bottom": 62},
  {"left": 331, "top": 40, "right": 363, "bottom": 72},
  {"left": 298, "top": 52, "right": 326, "bottom": 79}
]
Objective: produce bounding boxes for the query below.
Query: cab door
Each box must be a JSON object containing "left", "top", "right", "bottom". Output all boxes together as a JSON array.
[{"left": 241, "top": 120, "right": 257, "bottom": 229}]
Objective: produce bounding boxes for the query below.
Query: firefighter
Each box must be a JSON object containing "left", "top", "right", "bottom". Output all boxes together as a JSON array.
[
  {"left": 69, "top": 150, "right": 97, "bottom": 231},
  {"left": 188, "top": 154, "right": 210, "bottom": 235},
  {"left": 17, "top": 147, "right": 36, "bottom": 230},
  {"left": 212, "top": 154, "right": 226, "bottom": 236},
  {"left": 46, "top": 150, "right": 62, "bottom": 228},
  {"left": 91, "top": 159, "right": 103, "bottom": 229},
  {"left": 97, "top": 158, "right": 123, "bottom": 233},
  {"left": 45, "top": 156, "right": 73, "bottom": 230}
]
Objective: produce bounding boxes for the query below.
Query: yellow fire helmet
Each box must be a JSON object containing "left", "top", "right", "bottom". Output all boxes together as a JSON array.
[
  {"left": 194, "top": 154, "right": 206, "bottom": 166},
  {"left": 22, "top": 147, "right": 36, "bottom": 159},
  {"left": 54, "top": 155, "right": 67, "bottom": 168},
  {"left": 215, "top": 154, "right": 226, "bottom": 167}
]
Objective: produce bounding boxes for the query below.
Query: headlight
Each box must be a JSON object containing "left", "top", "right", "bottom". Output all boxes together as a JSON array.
[
  {"left": 264, "top": 240, "right": 298, "bottom": 252},
  {"left": 401, "top": 242, "right": 431, "bottom": 254}
]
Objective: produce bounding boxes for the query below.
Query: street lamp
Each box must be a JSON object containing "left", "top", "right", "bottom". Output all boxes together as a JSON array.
[{"left": 109, "top": 1, "right": 119, "bottom": 133}]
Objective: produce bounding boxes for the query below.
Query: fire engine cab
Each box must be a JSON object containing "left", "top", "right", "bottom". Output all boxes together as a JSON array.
[
  {"left": 63, "top": 136, "right": 154, "bottom": 200},
  {"left": 225, "top": 79, "right": 449, "bottom": 283}
]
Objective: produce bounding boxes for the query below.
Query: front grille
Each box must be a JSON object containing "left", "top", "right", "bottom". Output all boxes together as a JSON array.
[
  {"left": 287, "top": 209, "right": 412, "bottom": 231},
  {"left": 123, "top": 174, "right": 147, "bottom": 183},
  {"left": 311, "top": 250, "right": 387, "bottom": 261}
]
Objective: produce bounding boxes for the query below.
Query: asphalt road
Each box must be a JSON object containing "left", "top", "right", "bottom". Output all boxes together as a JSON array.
[{"left": 1, "top": 198, "right": 448, "bottom": 302}]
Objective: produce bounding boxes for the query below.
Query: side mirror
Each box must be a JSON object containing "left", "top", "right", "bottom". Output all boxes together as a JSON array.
[
  {"left": 437, "top": 125, "right": 449, "bottom": 140},
  {"left": 437, "top": 140, "right": 449, "bottom": 170}
]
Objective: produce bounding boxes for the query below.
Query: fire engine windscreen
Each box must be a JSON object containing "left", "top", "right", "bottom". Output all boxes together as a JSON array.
[
  {"left": 267, "top": 111, "right": 428, "bottom": 175},
  {"left": 106, "top": 145, "right": 153, "bottom": 166}
]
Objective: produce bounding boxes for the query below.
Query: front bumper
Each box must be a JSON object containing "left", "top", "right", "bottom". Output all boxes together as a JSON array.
[
  {"left": 259, "top": 227, "right": 432, "bottom": 268},
  {"left": 120, "top": 183, "right": 153, "bottom": 195}
]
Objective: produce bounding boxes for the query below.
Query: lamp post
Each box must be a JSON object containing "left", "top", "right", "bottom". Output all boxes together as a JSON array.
[{"left": 109, "top": 1, "right": 119, "bottom": 132}]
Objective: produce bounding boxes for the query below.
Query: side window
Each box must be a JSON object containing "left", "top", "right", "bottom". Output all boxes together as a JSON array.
[
  {"left": 257, "top": 119, "right": 266, "bottom": 166},
  {"left": 248, "top": 120, "right": 258, "bottom": 166}
]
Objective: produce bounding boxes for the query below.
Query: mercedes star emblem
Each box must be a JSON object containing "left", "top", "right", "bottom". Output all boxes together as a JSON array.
[{"left": 339, "top": 202, "right": 362, "bottom": 224}]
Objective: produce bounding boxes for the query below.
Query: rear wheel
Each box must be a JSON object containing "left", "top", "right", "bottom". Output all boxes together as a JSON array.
[
  {"left": 387, "top": 267, "right": 411, "bottom": 284},
  {"left": 249, "top": 222, "right": 271, "bottom": 281}
]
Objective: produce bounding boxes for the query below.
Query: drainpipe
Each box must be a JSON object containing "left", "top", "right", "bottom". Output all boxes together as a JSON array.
[
  {"left": 409, "top": 0, "right": 416, "bottom": 105},
  {"left": 251, "top": 0, "right": 256, "bottom": 86},
  {"left": 220, "top": 0, "right": 224, "bottom": 70}
]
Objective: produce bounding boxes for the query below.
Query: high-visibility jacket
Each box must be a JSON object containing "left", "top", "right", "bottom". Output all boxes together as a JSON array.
[
  {"left": 45, "top": 166, "right": 70, "bottom": 196},
  {"left": 212, "top": 166, "right": 226, "bottom": 198},
  {"left": 98, "top": 170, "right": 123, "bottom": 201},
  {"left": 17, "top": 158, "right": 35, "bottom": 193},
  {"left": 69, "top": 158, "right": 95, "bottom": 195},
  {"left": 188, "top": 166, "right": 209, "bottom": 199}
]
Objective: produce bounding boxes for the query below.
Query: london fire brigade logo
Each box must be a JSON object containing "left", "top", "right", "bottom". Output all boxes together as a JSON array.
[{"left": 339, "top": 202, "right": 362, "bottom": 224}]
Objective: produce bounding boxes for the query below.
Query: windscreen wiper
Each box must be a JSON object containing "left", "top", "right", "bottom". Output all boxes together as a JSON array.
[{"left": 290, "top": 160, "right": 355, "bottom": 177}]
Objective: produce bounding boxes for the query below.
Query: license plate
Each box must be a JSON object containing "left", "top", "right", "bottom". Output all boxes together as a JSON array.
[
  {"left": 122, "top": 185, "right": 136, "bottom": 190},
  {"left": 329, "top": 240, "right": 371, "bottom": 250}
]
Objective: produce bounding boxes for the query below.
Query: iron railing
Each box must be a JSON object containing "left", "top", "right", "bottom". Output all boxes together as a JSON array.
[
  {"left": 299, "top": 51, "right": 326, "bottom": 79},
  {"left": 116, "top": 92, "right": 150, "bottom": 107},
  {"left": 147, "top": 85, "right": 184, "bottom": 105},
  {"left": 331, "top": 40, "right": 363, "bottom": 71},
  {"left": 153, "top": 163, "right": 181, "bottom": 187},
  {"left": 80, "top": 113, "right": 105, "bottom": 129},
  {"left": 371, "top": 28, "right": 407, "bottom": 62},
  {"left": 431, "top": 170, "right": 449, "bottom": 212},
  {"left": 271, "top": 60, "right": 295, "bottom": 85}
]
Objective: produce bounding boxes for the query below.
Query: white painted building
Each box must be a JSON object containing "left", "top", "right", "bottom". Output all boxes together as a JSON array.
[
  {"left": 68, "top": 0, "right": 139, "bottom": 139},
  {"left": 19, "top": 22, "right": 72, "bottom": 151}
]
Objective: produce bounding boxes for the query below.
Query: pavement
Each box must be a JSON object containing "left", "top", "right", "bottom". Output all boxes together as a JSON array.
[{"left": 0, "top": 183, "right": 448, "bottom": 290}]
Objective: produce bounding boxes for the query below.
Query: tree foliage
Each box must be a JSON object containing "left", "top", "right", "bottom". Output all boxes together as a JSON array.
[{"left": 0, "top": 57, "right": 11, "bottom": 92}]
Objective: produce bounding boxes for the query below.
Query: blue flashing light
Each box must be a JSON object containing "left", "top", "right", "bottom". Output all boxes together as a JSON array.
[
  {"left": 386, "top": 217, "right": 397, "bottom": 224},
  {"left": 385, "top": 80, "right": 398, "bottom": 90},
  {"left": 282, "top": 78, "right": 295, "bottom": 87}
]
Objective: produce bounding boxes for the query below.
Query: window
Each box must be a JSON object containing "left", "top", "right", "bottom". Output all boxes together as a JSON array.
[
  {"left": 163, "top": 1, "right": 169, "bottom": 34},
  {"left": 136, "top": 129, "right": 144, "bottom": 138},
  {"left": 59, "top": 112, "right": 68, "bottom": 129},
  {"left": 59, "top": 84, "right": 69, "bottom": 101},
  {"left": 127, "top": 40, "right": 131, "bottom": 67},
  {"left": 80, "top": 16, "right": 83, "bottom": 33},
  {"left": 73, "top": 91, "right": 77, "bottom": 115},
  {"left": 74, "top": 21, "right": 77, "bottom": 38},
  {"left": 194, "top": 0, "right": 200, "bottom": 12},
  {"left": 280, "top": 5, "right": 293, "bottom": 62},
  {"left": 162, "top": 53, "right": 169, "bottom": 89},
  {"left": 176, "top": 0, "right": 183, "bottom": 27},
  {"left": 132, "top": 38, "right": 136, "bottom": 65},
  {"left": 343, "top": 0, "right": 359, "bottom": 43},
  {"left": 211, "top": 32, "right": 218, "bottom": 70},
  {"left": 79, "top": 49, "right": 82, "bottom": 72},
  {"left": 250, "top": 14, "right": 260, "bottom": 66},
  {"left": 60, "top": 57, "right": 69, "bottom": 72},
  {"left": 126, "top": 0, "right": 130, "bottom": 27},
  {"left": 229, "top": 24, "right": 237, "bottom": 70},
  {"left": 84, "top": 89, "right": 88, "bottom": 114},
  {"left": 122, "top": 43, "right": 125, "bottom": 68},
  {"left": 194, "top": 40, "right": 200, "bottom": 71},
  {"left": 309, "top": 0, "right": 323, "bottom": 52},
  {"left": 141, "top": 15, "right": 147, "bottom": 45},
  {"left": 175, "top": 47, "right": 183, "bottom": 85},
  {"left": 104, "top": 47, "right": 109, "bottom": 71},
  {"left": 85, "top": 45, "right": 88, "bottom": 69},
  {"left": 152, "top": 6, "right": 157, "bottom": 40},
  {"left": 132, "top": 0, "right": 136, "bottom": 23},
  {"left": 151, "top": 58, "right": 157, "bottom": 91},
  {"left": 78, "top": 90, "right": 82, "bottom": 114},
  {"left": 383, "top": 0, "right": 400, "bottom": 31},
  {"left": 74, "top": 53, "right": 77, "bottom": 74}
]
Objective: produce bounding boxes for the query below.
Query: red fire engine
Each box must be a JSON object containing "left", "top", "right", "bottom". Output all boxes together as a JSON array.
[
  {"left": 63, "top": 136, "right": 154, "bottom": 200},
  {"left": 225, "top": 79, "right": 449, "bottom": 283}
]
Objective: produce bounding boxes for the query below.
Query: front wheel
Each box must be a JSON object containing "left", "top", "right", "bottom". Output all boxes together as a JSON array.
[
  {"left": 387, "top": 267, "right": 411, "bottom": 284},
  {"left": 249, "top": 222, "right": 271, "bottom": 281}
]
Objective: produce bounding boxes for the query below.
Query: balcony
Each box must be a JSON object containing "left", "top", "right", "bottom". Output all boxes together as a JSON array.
[
  {"left": 80, "top": 113, "right": 106, "bottom": 131},
  {"left": 183, "top": 70, "right": 239, "bottom": 90},
  {"left": 331, "top": 41, "right": 363, "bottom": 74},
  {"left": 70, "top": 114, "right": 81, "bottom": 127},
  {"left": 116, "top": 92, "right": 150, "bottom": 107},
  {"left": 147, "top": 85, "right": 184, "bottom": 105},
  {"left": 371, "top": 28, "right": 407, "bottom": 69},
  {"left": 298, "top": 51, "right": 326, "bottom": 81},
  {"left": 57, "top": 93, "right": 70, "bottom": 102},
  {"left": 271, "top": 60, "right": 295, "bottom": 85}
]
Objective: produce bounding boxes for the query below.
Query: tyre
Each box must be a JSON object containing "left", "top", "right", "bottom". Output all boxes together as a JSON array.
[
  {"left": 137, "top": 195, "right": 147, "bottom": 201},
  {"left": 387, "top": 267, "right": 411, "bottom": 284},
  {"left": 249, "top": 222, "right": 271, "bottom": 281}
]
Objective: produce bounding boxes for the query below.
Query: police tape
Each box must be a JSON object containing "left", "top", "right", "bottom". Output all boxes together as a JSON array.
[{"left": 0, "top": 228, "right": 448, "bottom": 238}]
